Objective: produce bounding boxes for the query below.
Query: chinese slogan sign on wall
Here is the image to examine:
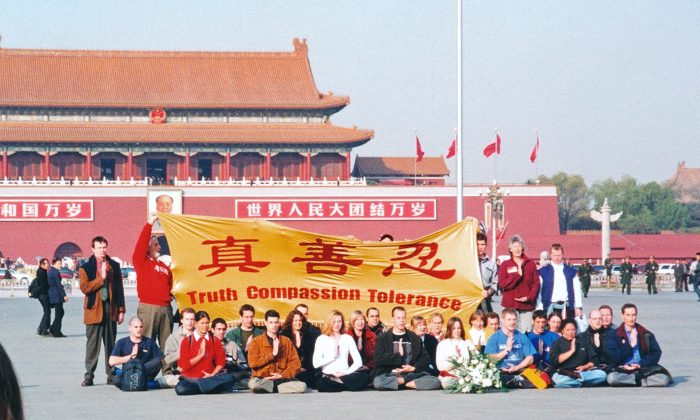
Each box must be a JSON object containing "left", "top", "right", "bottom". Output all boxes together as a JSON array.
[
  {"left": 0, "top": 199, "right": 93, "bottom": 221},
  {"left": 234, "top": 199, "right": 437, "bottom": 220},
  {"left": 159, "top": 213, "right": 483, "bottom": 323}
]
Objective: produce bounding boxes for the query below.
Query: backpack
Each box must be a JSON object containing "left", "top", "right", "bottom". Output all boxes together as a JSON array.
[
  {"left": 120, "top": 359, "right": 147, "bottom": 392},
  {"left": 28, "top": 278, "right": 40, "bottom": 298}
]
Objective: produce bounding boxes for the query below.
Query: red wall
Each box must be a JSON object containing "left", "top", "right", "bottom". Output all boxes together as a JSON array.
[{"left": 0, "top": 190, "right": 560, "bottom": 264}]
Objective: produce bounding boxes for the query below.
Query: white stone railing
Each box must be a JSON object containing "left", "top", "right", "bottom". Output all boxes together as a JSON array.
[
  {"left": 0, "top": 177, "right": 151, "bottom": 186},
  {"left": 0, "top": 176, "right": 367, "bottom": 187}
]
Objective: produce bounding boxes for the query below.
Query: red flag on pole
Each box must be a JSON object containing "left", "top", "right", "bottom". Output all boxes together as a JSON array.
[
  {"left": 416, "top": 136, "right": 425, "bottom": 162},
  {"left": 482, "top": 134, "right": 501, "bottom": 158},
  {"left": 446, "top": 138, "right": 456, "bottom": 159},
  {"left": 530, "top": 135, "right": 540, "bottom": 163}
]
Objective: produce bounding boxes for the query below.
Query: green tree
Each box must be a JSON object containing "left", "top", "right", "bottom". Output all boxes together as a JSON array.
[
  {"left": 590, "top": 177, "right": 690, "bottom": 233},
  {"left": 537, "top": 172, "right": 589, "bottom": 233}
]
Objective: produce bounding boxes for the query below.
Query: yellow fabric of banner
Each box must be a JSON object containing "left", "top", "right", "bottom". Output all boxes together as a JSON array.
[{"left": 158, "top": 213, "right": 483, "bottom": 325}]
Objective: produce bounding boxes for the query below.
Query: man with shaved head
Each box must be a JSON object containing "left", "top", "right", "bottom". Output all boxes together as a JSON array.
[{"left": 578, "top": 309, "right": 609, "bottom": 369}]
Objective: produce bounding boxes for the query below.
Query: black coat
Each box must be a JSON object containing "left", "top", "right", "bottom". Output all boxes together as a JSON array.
[
  {"left": 36, "top": 267, "right": 49, "bottom": 296},
  {"left": 372, "top": 329, "right": 431, "bottom": 378}
]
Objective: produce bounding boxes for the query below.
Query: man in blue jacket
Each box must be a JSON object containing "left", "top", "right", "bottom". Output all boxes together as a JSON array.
[
  {"left": 47, "top": 258, "right": 68, "bottom": 337},
  {"left": 605, "top": 303, "right": 671, "bottom": 387}
]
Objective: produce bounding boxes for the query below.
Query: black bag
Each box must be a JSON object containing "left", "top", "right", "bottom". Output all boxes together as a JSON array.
[
  {"left": 120, "top": 359, "right": 147, "bottom": 392},
  {"left": 28, "top": 277, "right": 40, "bottom": 298}
]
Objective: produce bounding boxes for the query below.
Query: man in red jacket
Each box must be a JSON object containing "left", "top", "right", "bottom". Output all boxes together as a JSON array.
[
  {"left": 133, "top": 214, "right": 173, "bottom": 347},
  {"left": 498, "top": 235, "right": 540, "bottom": 333}
]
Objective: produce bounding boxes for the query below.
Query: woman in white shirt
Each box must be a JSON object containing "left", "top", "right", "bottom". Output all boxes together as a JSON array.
[
  {"left": 435, "top": 317, "right": 474, "bottom": 388},
  {"left": 312, "top": 310, "right": 369, "bottom": 392}
]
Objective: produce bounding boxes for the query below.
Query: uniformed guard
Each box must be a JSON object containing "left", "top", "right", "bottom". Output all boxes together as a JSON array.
[
  {"left": 645, "top": 255, "right": 659, "bottom": 294},
  {"left": 620, "top": 256, "right": 633, "bottom": 295},
  {"left": 603, "top": 254, "right": 614, "bottom": 286},
  {"left": 577, "top": 259, "right": 593, "bottom": 298}
]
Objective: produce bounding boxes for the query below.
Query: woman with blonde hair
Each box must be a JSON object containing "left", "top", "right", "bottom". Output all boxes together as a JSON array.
[
  {"left": 312, "top": 310, "right": 369, "bottom": 392},
  {"left": 410, "top": 315, "right": 439, "bottom": 376},
  {"left": 467, "top": 310, "right": 488, "bottom": 350},
  {"left": 345, "top": 310, "right": 376, "bottom": 370}
]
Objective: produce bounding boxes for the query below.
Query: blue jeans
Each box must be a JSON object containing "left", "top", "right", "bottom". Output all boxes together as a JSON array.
[
  {"left": 553, "top": 369, "right": 606, "bottom": 388},
  {"left": 693, "top": 280, "right": 700, "bottom": 300}
]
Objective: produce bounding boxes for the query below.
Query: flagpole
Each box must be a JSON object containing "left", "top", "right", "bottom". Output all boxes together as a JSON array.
[
  {"left": 494, "top": 128, "right": 498, "bottom": 183},
  {"left": 414, "top": 129, "right": 417, "bottom": 186},
  {"left": 456, "top": 0, "right": 463, "bottom": 221},
  {"left": 535, "top": 129, "right": 539, "bottom": 180}
]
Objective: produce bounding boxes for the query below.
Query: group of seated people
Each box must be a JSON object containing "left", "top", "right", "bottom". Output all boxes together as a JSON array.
[{"left": 107, "top": 301, "right": 671, "bottom": 394}]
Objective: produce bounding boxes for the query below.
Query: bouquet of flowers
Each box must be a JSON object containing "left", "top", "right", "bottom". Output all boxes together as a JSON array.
[{"left": 443, "top": 348, "right": 504, "bottom": 393}]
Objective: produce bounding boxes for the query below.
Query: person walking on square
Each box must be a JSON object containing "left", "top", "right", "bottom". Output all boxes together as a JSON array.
[
  {"left": 47, "top": 258, "right": 68, "bottom": 337},
  {"left": 690, "top": 253, "right": 700, "bottom": 301},
  {"left": 620, "top": 257, "right": 634, "bottom": 295},
  {"left": 577, "top": 259, "right": 593, "bottom": 298},
  {"left": 604, "top": 254, "right": 614, "bottom": 286},
  {"left": 644, "top": 256, "right": 659, "bottom": 295},
  {"left": 35, "top": 258, "right": 51, "bottom": 336},
  {"left": 673, "top": 259, "right": 686, "bottom": 293},
  {"left": 133, "top": 214, "right": 173, "bottom": 348},
  {"left": 79, "top": 236, "right": 125, "bottom": 386}
]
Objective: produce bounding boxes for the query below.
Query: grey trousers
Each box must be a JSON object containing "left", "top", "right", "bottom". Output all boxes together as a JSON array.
[
  {"left": 248, "top": 377, "right": 307, "bottom": 394},
  {"left": 373, "top": 371, "right": 441, "bottom": 391},
  {"left": 84, "top": 304, "right": 116, "bottom": 381},
  {"left": 137, "top": 302, "right": 173, "bottom": 348}
]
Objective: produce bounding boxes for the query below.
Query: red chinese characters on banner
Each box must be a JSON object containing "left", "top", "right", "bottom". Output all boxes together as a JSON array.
[
  {"left": 291, "top": 238, "right": 363, "bottom": 275},
  {"left": 0, "top": 200, "right": 93, "bottom": 221},
  {"left": 198, "top": 236, "right": 270, "bottom": 276},
  {"left": 234, "top": 199, "right": 436, "bottom": 220},
  {"left": 382, "top": 242, "right": 456, "bottom": 280}
]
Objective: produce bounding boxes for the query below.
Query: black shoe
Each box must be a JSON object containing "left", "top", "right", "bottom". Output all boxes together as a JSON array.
[
  {"left": 81, "top": 378, "right": 94, "bottom": 387},
  {"left": 106, "top": 376, "right": 113, "bottom": 385},
  {"left": 53, "top": 333, "right": 66, "bottom": 338},
  {"left": 653, "top": 291, "right": 658, "bottom": 294},
  {"left": 627, "top": 292, "right": 631, "bottom": 295}
]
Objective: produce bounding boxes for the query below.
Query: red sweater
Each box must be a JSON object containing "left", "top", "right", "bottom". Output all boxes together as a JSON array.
[
  {"left": 178, "top": 333, "right": 226, "bottom": 378},
  {"left": 133, "top": 223, "right": 172, "bottom": 306},
  {"left": 498, "top": 254, "right": 540, "bottom": 311}
]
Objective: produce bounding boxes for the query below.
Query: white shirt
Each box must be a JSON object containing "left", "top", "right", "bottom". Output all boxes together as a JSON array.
[
  {"left": 468, "top": 327, "right": 487, "bottom": 347},
  {"left": 436, "top": 338, "right": 474, "bottom": 372},
  {"left": 312, "top": 334, "right": 363, "bottom": 375},
  {"left": 537, "top": 262, "right": 582, "bottom": 310}
]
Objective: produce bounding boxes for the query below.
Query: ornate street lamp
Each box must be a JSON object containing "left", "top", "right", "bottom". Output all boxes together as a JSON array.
[{"left": 479, "top": 182, "right": 508, "bottom": 259}]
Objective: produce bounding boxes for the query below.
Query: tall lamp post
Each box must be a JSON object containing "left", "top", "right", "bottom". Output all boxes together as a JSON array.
[{"left": 480, "top": 182, "right": 508, "bottom": 259}]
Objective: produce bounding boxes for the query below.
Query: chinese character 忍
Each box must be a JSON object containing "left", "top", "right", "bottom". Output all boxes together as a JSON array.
[{"left": 382, "top": 242, "right": 455, "bottom": 280}]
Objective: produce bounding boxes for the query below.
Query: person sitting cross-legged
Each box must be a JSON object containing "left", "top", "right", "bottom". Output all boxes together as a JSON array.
[
  {"left": 605, "top": 303, "right": 672, "bottom": 387},
  {"left": 175, "top": 310, "right": 235, "bottom": 395},
  {"left": 435, "top": 317, "right": 474, "bottom": 388},
  {"left": 312, "top": 310, "right": 369, "bottom": 392},
  {"left": 108, "top": 316, "right": 163, "bottom": 390},
  {"left": 247, "top": 309, "right": 307, "bottom": 394},
  {"left": 484, "top": 308, "right": 538, "bottom": 388},
  {"left": 372, "top": 306, "right": 441, "bottom": 391},
  {"left": 548, "top": 319, "right": 606, "bottom": 388},
  {"left": 526, "top": 310, "right": 559, "bottom": 371}
]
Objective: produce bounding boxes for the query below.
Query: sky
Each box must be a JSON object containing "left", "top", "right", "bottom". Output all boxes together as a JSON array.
[{"left": 1, "top": 0, "right": 698, "bottom": 185}]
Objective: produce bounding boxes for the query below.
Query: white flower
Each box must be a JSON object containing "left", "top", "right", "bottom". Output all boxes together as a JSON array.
[{"left": 483, "top": 378, "right": 492, "bottom": 387}]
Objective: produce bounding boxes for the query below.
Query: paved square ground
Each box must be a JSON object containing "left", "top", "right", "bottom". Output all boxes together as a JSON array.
[{"left": 2, "top": 288, "right": 699, "bottom": 419}]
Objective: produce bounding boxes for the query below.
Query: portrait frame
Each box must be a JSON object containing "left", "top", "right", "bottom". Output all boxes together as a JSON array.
[{"left": 147, "top": 189, "right": 183, "bottom": 233}]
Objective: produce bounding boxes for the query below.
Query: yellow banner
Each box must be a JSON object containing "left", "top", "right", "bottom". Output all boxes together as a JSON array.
[{"left": 159, "top": 213, "right": 483, "bottom": 325}]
